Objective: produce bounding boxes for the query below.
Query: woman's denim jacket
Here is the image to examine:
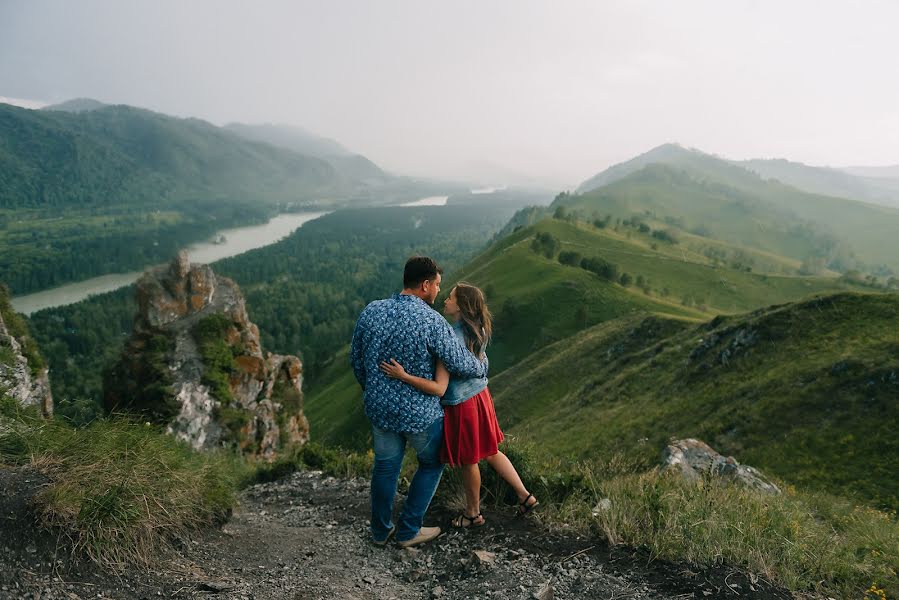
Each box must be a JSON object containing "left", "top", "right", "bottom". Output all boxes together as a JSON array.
[{"left": 442, "top": 322, "right": 488, "bottom": 406}]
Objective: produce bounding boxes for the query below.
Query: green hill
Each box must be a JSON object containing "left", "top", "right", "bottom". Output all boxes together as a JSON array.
[
  {"left": 304, "top": 216, "right": 863, "bottom": 449},
  {"left": 447, "top": 218, "right": 864, "bottom": 370},
  {"left": 567, "top": 148, "right": 899, "bottom": 274},
  {"left": 491, "top": 292, "right": 899, "bottom": 509},
  {"left": 0, "top": 102, "right": 345, "bottom": 210}
]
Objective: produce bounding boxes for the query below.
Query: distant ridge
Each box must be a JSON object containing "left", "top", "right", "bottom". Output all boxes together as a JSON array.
[
  {"left": 41, "top": 97, "right": 108, "bottom": 113},
  {"left": 569, "top": 144, "right": 899, "bottom": 272},
  {"left": 225, "top": 122, "right": 388, "bottom": 183},
  {"left": 841, "top": 165, "right": 899, "bottom": 179},
  {"left": 740, "top": 157, "right": 899, "bottom": 209}
]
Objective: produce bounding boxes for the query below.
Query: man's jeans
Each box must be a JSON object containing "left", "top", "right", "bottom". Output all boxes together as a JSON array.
[{"left": 371, "top": 417, "right": 445, "bottom": 543}]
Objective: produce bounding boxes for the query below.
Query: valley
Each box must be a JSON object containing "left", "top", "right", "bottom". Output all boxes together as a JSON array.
[{"left": 2, "top": 100, "right": 897, "bottom": 599}]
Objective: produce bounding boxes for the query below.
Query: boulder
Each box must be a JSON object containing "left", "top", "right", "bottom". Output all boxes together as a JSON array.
[
  {"left": 661, "top": 438, "right": 781, "bottom": 495},
  {"left": 104, "top": 253, "right": 309, "bottom": 460}
]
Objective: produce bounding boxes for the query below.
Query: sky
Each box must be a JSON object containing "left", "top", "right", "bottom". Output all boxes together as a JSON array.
[{"left": 1, "top": 0, "right": 898, "bottom": 186}]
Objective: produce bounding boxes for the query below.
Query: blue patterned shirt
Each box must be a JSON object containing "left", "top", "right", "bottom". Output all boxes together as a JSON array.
[{"left": 350, "top": 293, "right": 488, "bottom": 433}]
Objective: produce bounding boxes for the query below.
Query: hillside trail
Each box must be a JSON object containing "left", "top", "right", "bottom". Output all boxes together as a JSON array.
[{"left": 0, "top": 466, "right": 791, "bottom": 600}]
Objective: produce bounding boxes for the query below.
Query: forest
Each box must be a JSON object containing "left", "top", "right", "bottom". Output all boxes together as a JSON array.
[{"left": 27, "top": 201, "right": 527, "bottom": 423}]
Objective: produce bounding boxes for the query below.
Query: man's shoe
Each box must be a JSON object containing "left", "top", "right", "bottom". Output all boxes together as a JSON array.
[
  {"left": 372, "top": 526, "right": 396, "bottom": 546},
  {"left": 396, "top": 526, "right": 441, "bottom": 548}
]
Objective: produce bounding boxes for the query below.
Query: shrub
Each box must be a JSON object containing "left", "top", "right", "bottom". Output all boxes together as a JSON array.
[
  {"left": 580, "top": 256, "right": 619, "bottom": 282},
  {"left": 651, "top": 229, "right": 678, "bottom": 244},
  {"left": 558, "top": 250, "right": 582, "bottom": 267},
  {"left": 531, "top": 232, "right": 560, "bottom": 259}
]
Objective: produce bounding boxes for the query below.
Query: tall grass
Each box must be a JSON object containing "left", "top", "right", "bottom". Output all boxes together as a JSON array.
[
  {"left": 0, "top": 397, "right": 246, "bottom": 568},
  {"left": 473, "top": 438, "right": 898, "bottom": 599}
]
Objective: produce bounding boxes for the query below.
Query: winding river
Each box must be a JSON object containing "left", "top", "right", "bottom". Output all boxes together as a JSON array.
[
  {"left": 11, "top": 196, "right": 452, "bottom": 315},
  {"left": 11, "top": 212, "right": 326, "bottom": 315}
]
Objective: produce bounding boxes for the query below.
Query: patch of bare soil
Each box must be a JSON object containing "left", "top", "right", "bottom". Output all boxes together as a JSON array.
[{"left": 0, "top": 466, "right": 793, "bottom": 599}]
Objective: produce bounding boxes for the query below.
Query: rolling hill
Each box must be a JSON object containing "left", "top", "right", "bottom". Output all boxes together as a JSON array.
[
  {"left": 0, "top": 101, "right": 344, "bottom": 210},
  {"left": 304, "top": 216, "right": 865, "bottom": 450},
  {"left": 568, "top": 145, "right": 899, "bottom": 274},
  {"left": 490, "top": 292, "right": 899, "bottom": 509}
]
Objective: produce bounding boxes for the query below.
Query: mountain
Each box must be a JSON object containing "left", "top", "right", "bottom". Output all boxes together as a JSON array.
[
  {"left": 740, "top": 158, "right": 899, "bottom": 209},
  {"left": 0, "top": 102, "right": 346, "bottom": 210},
  {"left": 224, "top": 122, "right": 388, "bottom": 184},
  {"left": 575, "top": 143, "right": 764, "bottom": 193},
  {"left": 41, "top": 97, "right": 108, "bottom": 113},
  {"left": 570, "top": 145, "right": 899, "bottom": 274},
  {"left": 841, "top": 165, "right": 899, "bottom": 179}
]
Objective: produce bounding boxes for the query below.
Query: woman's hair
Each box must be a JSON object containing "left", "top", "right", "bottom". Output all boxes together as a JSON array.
[{"left": 452, "top": 282, "right": 492, "bottom": 354}]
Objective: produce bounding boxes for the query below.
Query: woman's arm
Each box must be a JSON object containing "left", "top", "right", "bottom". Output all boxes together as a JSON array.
[{"left": 380, "top": 358, "right": 449, "bottom": 396}]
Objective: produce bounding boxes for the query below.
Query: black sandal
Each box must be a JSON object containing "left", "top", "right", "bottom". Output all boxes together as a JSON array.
[
  {"left": 517, "top": 493, "right": 539, "bottom": 516},
  {"left": 452, "top": 513, "right": 485, "bottom": 528}
]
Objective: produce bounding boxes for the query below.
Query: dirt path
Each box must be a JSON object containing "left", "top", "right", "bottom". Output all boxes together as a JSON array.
[{"left": 0, "top": 466, "right": 791, "bottom": 599}]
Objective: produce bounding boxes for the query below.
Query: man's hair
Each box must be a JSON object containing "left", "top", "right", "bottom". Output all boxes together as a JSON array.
[{"left": 403, "top": 256, "right": 443, "bottom": 289}]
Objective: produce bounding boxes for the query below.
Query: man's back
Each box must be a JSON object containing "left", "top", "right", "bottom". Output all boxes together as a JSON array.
[{"left": 351, "top": 293, "right": 486, "bottom": 433}]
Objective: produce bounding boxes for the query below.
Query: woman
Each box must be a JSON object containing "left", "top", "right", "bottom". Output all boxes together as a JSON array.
[{"left": 379, "top": 282, "right": 538, "bottom": 528}]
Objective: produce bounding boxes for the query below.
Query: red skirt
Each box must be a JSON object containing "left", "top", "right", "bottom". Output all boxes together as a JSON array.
[{"left": 441, "top": 387, "right": 504, "bottom": 466}]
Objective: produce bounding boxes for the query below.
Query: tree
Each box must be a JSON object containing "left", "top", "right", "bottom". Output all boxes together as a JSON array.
[{"left": 558, "top": 250, "right": 582, "bottom": 267}]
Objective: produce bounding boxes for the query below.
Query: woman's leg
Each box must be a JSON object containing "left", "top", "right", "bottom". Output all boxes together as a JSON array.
[
  {"left": 461, "top": 463, "right": 482, "bottom": 517},
  {"left": 485, "top": 451, "right": 537, "bottom": 506}
]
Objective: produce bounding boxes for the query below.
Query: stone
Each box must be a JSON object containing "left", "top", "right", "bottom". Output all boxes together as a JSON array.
[
  {"left": 471, "top": 549, "right": 496, "bottom": 567},
  {"left": 103, "top": 253, "right": 309, "bottom": 460},
  {"left": 591, "top": 498, "right": 612, "bottom": 515},
  {"left": 430, "top": 586, "right": 445, "bottom": 598},
  {"left": 533, "top": 582, "right": 554, "bottom": 600},
  {"left": 662, "top": 439, "right": 781, "bottom": 495}
]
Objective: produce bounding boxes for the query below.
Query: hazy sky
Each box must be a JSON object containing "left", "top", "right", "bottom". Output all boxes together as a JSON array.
[{"left": 1, "top": 0, "right": 898, "bottom": 186}]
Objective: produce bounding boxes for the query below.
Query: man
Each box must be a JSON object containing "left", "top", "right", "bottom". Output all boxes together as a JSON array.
[{"left": 350, "top": 256, "right": 488, "bottom": 547}]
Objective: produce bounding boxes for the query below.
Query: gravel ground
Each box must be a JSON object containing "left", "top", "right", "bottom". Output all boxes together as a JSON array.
[{"left": 0, "top": 466, "right": 792, "bottom": 599}]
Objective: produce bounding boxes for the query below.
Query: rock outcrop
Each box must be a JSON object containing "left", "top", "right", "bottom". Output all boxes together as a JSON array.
[
  {"left": 104, "top": 252, "right": 308, "bottom": 460},
  {"left": 0, "top": 289, "right": 52, "bottom": 417},
  {"left": 661, "top": 438, "right": 781, "bottom": 495}
]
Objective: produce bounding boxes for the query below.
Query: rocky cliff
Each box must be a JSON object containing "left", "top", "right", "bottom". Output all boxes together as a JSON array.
[
  {"left": 104, "top": 252, "right": 309, "bottom": 460},
  {"left": 0, "top": 286, "right": 52, "bottom": 416}
]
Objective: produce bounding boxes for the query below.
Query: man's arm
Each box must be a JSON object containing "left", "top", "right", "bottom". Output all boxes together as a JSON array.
[
  {"left": 429, "top": 318, "right": 487, "bottom": 379},
  {"left": 350, "top": 314, "right": 367, "bottom": 389}
]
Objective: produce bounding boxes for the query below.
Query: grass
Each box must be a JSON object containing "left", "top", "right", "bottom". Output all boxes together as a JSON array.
[
  {"left": 464, "top": 437, "right": 899, "bottom": 599},
  {"left": 491, "top": 292, "right": 899, "bottom": 510},
  {"left": 0, "top": 397, "right": 247, "bottom": 568},
  {"left": 3, "top": 389, "right": 894, "bottom": 598}
]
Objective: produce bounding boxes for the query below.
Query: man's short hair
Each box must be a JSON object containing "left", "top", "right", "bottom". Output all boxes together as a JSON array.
[{"left": 403, "top": 256, "right": 443, "bottom": 289}]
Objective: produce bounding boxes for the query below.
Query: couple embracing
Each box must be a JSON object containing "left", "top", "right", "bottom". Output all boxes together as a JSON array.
[{"left": 350, "top": 256, "right": 538, "bottom": 548}]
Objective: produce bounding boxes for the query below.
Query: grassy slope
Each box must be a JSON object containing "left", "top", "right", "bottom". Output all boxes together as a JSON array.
[
  {"left": 306, "top": 217, "right": 861, "bottom": 450},
  {"left": 491, "top": 292, "right": 899, "bottom": 509},
  {"left": 571, "top": 147, "right": 899, "bottom": 272}
]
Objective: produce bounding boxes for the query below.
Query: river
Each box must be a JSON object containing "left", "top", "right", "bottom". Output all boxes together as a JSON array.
[
  {"left": 398, "top": 195, "right": 448, "bottom": 207},
  {"left": 11, "top": 212, "right": 327, "bottom": 315},
  {"left": 11, "top": 196, "right": 454, "bottom": 315}
]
